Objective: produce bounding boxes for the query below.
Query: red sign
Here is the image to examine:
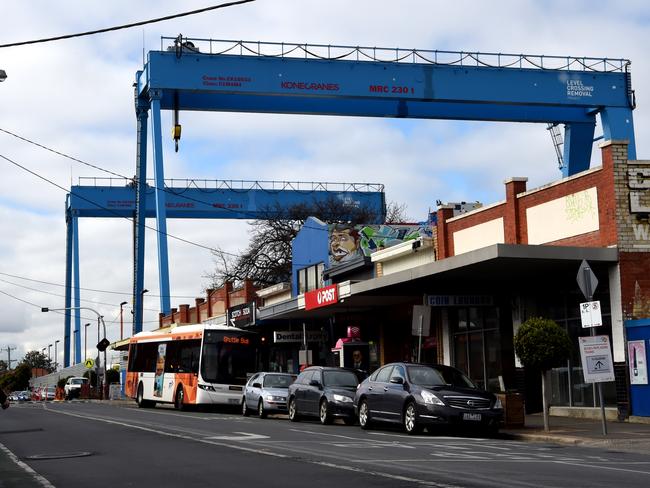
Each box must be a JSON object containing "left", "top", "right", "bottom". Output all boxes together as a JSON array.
[{"left": 305, "top": 285, "right": 338, "bottom": 311}]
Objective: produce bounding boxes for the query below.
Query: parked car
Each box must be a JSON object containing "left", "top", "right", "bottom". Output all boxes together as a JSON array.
[
  {"left": 64, "top": 377, "right": 88, "bottom": 399},
  {"left": 287, "top": 366, "right": 363, "bottom": 425},
  {"left": 354, "top": 363, "right": 503, "bottom": 435},
  {"left": 242, "top": 372, "right": 296, "bottom": 418},
  {"left": 7, "top": 391, "right": 19, "bottom": 401},
  {"left": 18, "top": 391, "right": 31, "bottom": 401}
]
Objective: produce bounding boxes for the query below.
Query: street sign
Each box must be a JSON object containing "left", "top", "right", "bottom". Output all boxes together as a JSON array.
[
  {"left": 580, "top": 301, "right": 603, "bottom": 328},
  {"left": 411, "top": 305, "right": 431, "bottom": 336},
  {"left": 576, "top": 259, "right": 598, "bottom": 300},
  {"left": 84, "top": 358, "right": 94, "bottom": 369},
  {"left": 579, "top": 335, "right": 615, "bottom": 383}
]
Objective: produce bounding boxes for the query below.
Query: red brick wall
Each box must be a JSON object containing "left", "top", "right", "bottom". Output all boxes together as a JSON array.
[{"left": 436, "top": 145, "right": 619, "bottom": 259}]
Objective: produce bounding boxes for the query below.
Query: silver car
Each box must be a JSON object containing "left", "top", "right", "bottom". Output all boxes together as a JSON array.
[{"left": 242, "top": 372, "right": 295, "bottom": 418}]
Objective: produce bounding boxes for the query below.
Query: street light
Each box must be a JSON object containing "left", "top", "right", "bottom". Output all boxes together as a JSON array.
[
  {"left": 84, "top": 323, "right": 90, "bottom": 362},
  {"left": 42, "top": 306, "right": 108, "bottom": 398},
  {"left": 48, "top": 344, "right": 52, "bottom": 361},
  {"left": 54, "top": 340, "right": 60, "bottom": 371},
  {"left": 119, "top": 301, "right": 127, "bottom": 341}
]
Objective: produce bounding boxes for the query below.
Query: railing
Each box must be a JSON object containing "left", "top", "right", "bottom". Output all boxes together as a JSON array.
[
  {"left": 160, "top": 36, "right": 630, "bottom": 73},
  {"left": 76, "top": 177, "right": 384, "bottom": 193}
]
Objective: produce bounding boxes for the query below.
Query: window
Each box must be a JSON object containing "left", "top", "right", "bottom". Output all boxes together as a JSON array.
[
  {"left": 128, "top": 342, "right": 159, "bottom": 373},
  {"left": 165, "top": 340, "right": 201, "bottom": 374},
  {"left": 451, "top": 307, "right": 501, "bottom": 391},
  {"left": 297, "top": 263, "right": 325, "bottom": 293},
  {"left": 375, "top": 366, "right": 394, "bottom": 383}
]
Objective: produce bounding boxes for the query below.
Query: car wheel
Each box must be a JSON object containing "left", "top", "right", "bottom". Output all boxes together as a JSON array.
[
  {"left": 403, "top": 401, "right": 423, "bottom": 435},
  {"left": 358, "top": 400, "right": 372, "bottom": 430},
  {"left": 288, "top": 397, "right": 299, "bottom": 422},
  {"left": 174, "top": 386, "right": 185, "bottom": 411},
  {"left": 258, "top": 399, "right": 267, "bottom": 419},
  {"left": 319, "top": 399, "right": 332, "bottom": 425},
  {"left": 242, "top": 398, "right": 250, "bottom": 417}
]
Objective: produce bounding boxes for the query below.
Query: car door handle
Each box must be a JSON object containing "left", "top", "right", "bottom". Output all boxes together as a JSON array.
[
  {"left": 368, "top": 386, "right": 373, "bottom": 391},
  {"left": 383, "top": 387, "right": 389, "bottom": 391}
]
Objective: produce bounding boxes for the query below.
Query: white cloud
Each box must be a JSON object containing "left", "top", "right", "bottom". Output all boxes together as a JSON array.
[{"left": 1, "top": 0, "right": 649, "bottom": 364}]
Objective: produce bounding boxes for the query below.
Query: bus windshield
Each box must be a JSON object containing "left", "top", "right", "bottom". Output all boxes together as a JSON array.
[{"left": 201, "top": 331, "right": 255, "bottom": 385}]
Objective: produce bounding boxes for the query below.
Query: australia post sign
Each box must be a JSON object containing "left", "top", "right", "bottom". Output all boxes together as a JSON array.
[{"left": 305, "top": 285, "right": 338, "bottom": 311}]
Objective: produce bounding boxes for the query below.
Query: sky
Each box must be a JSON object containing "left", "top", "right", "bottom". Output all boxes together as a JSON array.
[{"left": 1, "top": 0, "right": 649, "bottom": 368}]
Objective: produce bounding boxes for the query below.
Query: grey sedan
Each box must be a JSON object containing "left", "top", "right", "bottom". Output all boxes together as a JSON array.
[{"left": 242, "top": 372, "right": 295, "bottom": 418}]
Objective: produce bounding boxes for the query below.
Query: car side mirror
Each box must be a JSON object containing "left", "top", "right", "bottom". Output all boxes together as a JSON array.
[
  {"left": 389, "top": 376, "right": 404, "bottom": 385},
  {"left": 309, "top": 379, "right": 322, "bottom": 388},
  {"left": 252, "top": 382, "right": 262, "bottom": 389}
]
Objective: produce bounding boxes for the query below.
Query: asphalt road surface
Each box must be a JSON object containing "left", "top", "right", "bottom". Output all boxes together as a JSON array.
[{"left": 1, "top": 402, "right": 649, "bottom": 487}]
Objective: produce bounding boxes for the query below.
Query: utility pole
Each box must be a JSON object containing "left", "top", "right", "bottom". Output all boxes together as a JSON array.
[{"left": 2, "top": 346, "right": 17, "bottom": 370}]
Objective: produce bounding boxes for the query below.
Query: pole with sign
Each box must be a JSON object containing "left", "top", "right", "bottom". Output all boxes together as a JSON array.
[{"left": 576, "top": 260, "right": 607, "bottom": 435}]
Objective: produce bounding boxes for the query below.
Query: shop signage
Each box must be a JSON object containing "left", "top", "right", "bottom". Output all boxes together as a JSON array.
[
  {"left": 628, "top": 340, "right": 648, "bottom": 385},
  {"left": 273, "top": 330, "right": 327, "bottom": 343},
  {"left": 579, "top": 335, "right": 615, "bottom": 383},
  {"left": 579, "top": 301, "right": 602, "bottom": 328},
  {"left": 227, "top": 302, "right": 256, "bottom": 328},
  {"left": 425, "top": 295, "right": 493, "bottom": 307},
  {"left": 304, "top": 284, "right": 338, "bottom": 310}
]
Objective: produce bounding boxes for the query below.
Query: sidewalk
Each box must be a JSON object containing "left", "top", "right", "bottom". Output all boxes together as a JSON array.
[{"left": 502, "top": 414, "right": 650, "bottom": 453}]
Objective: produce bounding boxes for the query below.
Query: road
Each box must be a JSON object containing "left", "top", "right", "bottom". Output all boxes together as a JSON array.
[{"left": 1, "top": 401, "right": 649, "bottom": 487}]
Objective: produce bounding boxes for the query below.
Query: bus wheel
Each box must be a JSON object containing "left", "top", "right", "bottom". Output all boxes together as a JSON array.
[
  {"left": 136, "top": 383, "right": 145, "bottom": 408},
  {"left": 175, "top": 386, "right": 185, "bottom": 411}
]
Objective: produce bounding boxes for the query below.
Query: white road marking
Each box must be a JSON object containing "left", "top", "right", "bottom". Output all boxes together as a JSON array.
[
  {"left": 0, "top": 441, "right": 55, "bottom": 488},
  {"left": 204, "top": 432, "right": 270, "bottom": 441},
  {"left": 46, "top": 408, "right": 462, "bottom": 487},
  {"left": 554, "top": 460, "right": 650, "bottom": 476}
]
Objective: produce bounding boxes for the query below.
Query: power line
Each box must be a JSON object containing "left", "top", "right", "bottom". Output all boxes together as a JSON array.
[
  {"left": 0, "top": 1, "right": 256, "bottom": 49},
  {"left": 0, "top": 271, "right": 198, "bottom": 300},
  {"left": 0, "top": 127, "right": 373, "bottom": 233},
  {"left": 0, "top": 152, "right": 228, "bottom": 254},
  {"left": 0, "top": 276, "right": 159, "bottom": 312}
]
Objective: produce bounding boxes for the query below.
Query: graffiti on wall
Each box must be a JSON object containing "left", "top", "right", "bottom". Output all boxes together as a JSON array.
[{"left": 329, "top": 223, "right": 431, "bottom": 266}]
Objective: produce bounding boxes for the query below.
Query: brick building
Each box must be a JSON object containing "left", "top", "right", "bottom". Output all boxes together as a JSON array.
[{"left": 255, "top": 140, "right": 650, "bottom": 418}]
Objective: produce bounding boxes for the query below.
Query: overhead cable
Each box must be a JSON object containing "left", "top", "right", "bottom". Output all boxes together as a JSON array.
[{"left": 0, "top": 1, "right": 256, "bottom": 49}]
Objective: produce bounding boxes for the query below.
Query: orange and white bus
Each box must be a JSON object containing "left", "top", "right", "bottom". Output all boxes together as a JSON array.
[{"left": 125, "top": 324, "right": 256, "bottom": 410}]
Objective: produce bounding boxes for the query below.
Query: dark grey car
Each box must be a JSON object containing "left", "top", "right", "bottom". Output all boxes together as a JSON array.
[
  {"left": 287, "top": 366, "right": 363, "bottom": 425},
  {"left": 242, "top": 372, "right": 295, "bottom": 418},
  {"left": 354, "top": 363, "right": 503, "bottom": 435}
]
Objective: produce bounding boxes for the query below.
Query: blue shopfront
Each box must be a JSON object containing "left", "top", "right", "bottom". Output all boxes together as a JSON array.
[{"left": 625, "top": 319, "right": 650, "bottom": 417}]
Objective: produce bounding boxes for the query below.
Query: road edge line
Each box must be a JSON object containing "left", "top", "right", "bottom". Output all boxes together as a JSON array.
[{"left": 0, "top": 441, "right": 56, "bottom": 488}]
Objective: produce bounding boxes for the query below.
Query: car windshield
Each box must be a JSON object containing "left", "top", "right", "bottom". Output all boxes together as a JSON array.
[
  {"left": 263, "top": 374, "right": 293, "bottom": 388},
  {"left": 71, "top": 378, "right": 87, "bottom": 385},
  {"left": 434, "top": 366, "right": 477, "bottom": 388},
  {"left": 322, "top": 370, "right": 359, "bottom": 388},
  {"left": 406, "top": 366, "right": 445, "bottom": 387}
]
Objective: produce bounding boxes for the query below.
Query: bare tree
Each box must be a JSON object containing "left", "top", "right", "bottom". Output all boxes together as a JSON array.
[{"left": 206, "top": 197, "right": 389, "bottom": 289}]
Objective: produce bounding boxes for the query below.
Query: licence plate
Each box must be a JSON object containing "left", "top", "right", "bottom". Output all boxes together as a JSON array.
[{"left": 463, "top": 413, "right": 482, "bottom": 421}]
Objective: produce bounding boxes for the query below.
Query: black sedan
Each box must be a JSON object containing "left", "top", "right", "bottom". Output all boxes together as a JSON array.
[
  {"left": 287, "top": 366, "right": 362, "bottom": 425},
  {"left": 354, "top": 363, "right": 503, "bottom": 435}
]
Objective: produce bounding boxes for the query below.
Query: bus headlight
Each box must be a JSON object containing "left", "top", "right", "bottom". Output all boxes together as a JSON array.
[{"left": 198, "top": 384, "right": 215, "bottom": 392}]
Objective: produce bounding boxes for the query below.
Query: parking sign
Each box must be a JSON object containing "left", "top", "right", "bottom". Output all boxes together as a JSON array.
[{"left": 579, "top": 335, "right": 615, "bottom": 383}]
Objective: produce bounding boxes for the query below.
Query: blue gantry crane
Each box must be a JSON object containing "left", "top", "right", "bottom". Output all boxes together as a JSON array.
[{"left": 115, "top": 37, "right": 635, "bottom": 366}]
